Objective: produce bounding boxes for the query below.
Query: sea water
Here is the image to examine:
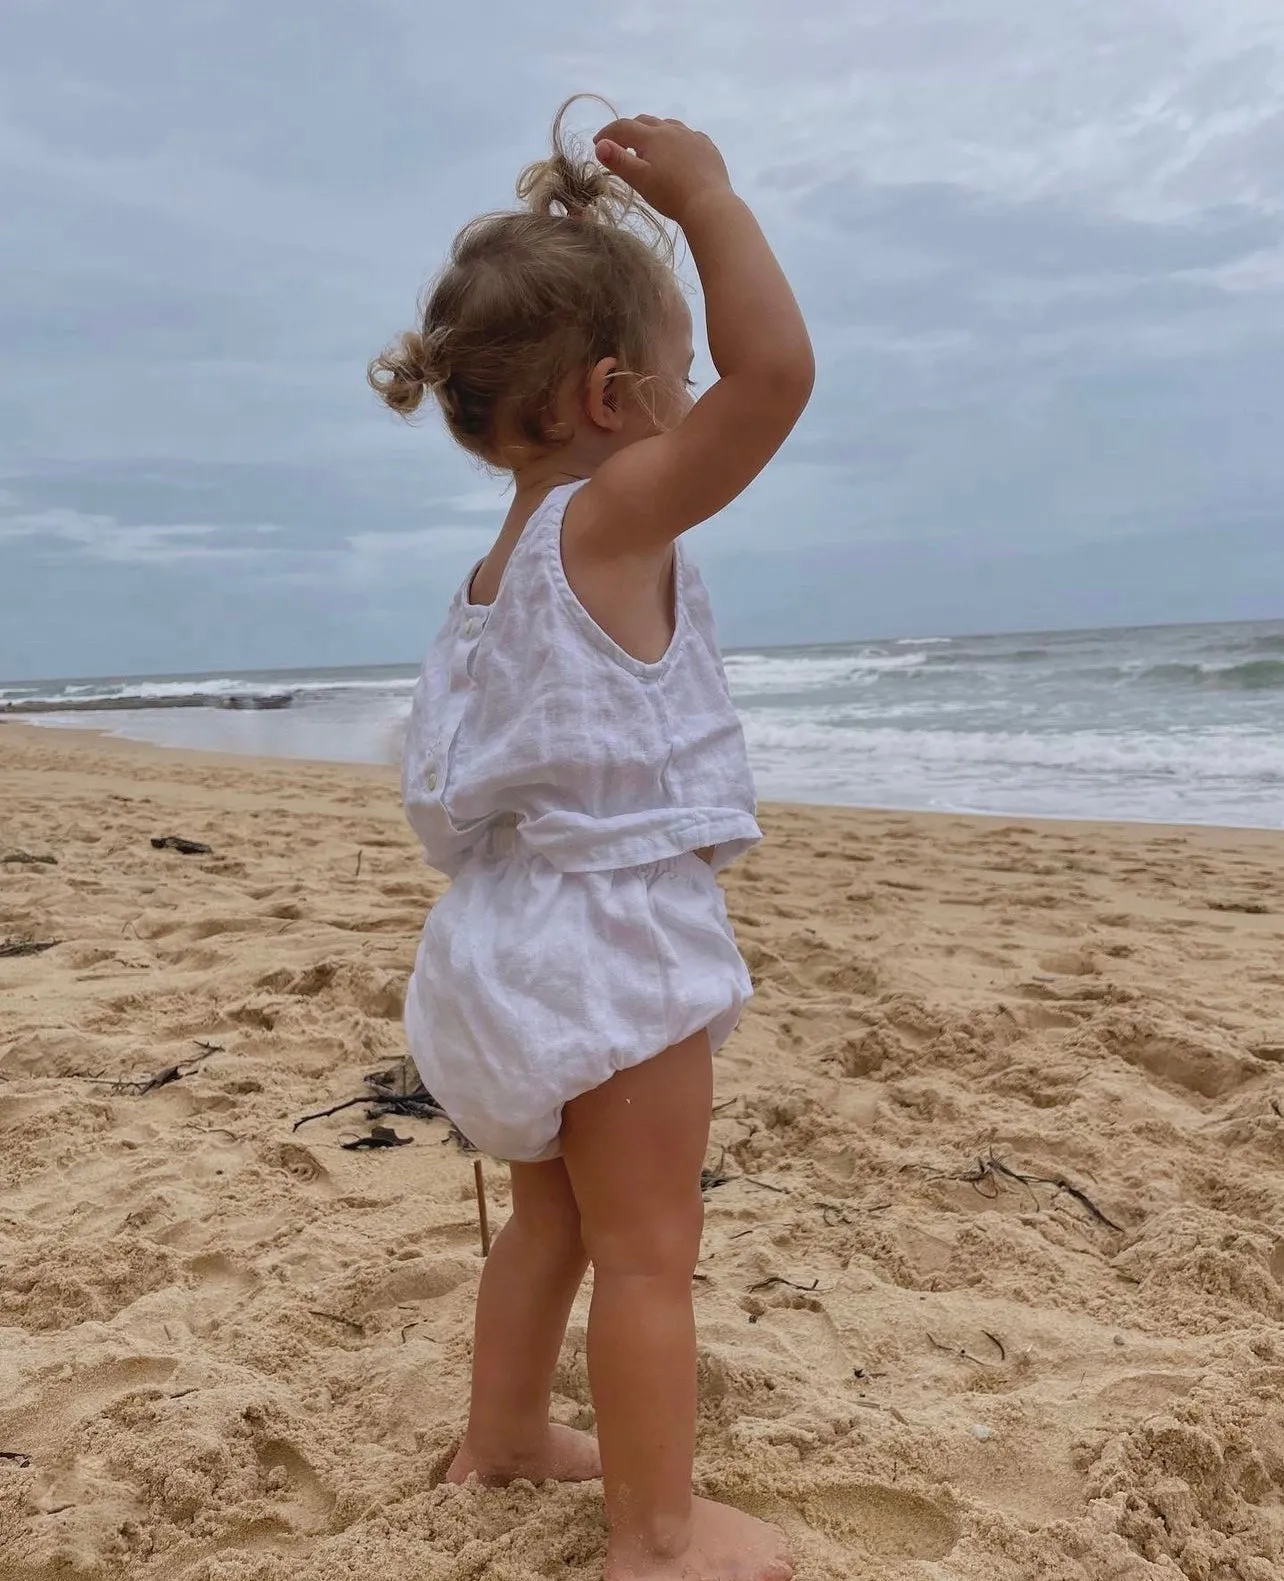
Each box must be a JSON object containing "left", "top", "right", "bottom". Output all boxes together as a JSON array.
[{"left": 4, "top": 621, "right": 1281, "bottom": 829}]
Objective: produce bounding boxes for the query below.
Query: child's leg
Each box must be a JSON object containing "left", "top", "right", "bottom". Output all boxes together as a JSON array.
[
  {"left": 447, "top": 1157, "right": 599, "bottom": 1485},
  {"left": 561, "top": 1032, "right": 793, "bottom": 1581}
]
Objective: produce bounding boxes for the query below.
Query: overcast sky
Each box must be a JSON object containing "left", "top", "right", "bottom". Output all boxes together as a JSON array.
[{"left": 2, "top": 0, "right": 1283, "bottom": 680}]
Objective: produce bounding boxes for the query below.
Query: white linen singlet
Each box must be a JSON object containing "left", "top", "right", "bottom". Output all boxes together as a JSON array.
[{"left": 401, "top": 480, "right": 761, "bottom": 1161}]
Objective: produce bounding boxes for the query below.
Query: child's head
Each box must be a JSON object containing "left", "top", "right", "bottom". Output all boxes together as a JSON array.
[{"left": 369, "top": 100, "right": 691, "bottom": 471}]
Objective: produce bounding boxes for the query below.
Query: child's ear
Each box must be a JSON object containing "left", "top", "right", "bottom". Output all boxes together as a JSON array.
[{"left": 586, "top": 356, "right": 624, "bottom": 431}]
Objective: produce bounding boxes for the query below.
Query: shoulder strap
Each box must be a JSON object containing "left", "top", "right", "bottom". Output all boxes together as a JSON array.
[{"left": 504, "top": 478, "right": 588, "bottom": 570}]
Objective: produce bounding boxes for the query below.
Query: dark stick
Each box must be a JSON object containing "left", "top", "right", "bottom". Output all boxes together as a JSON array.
[
  {"left": 307, "top": 1309, "right": 364, "bottom": 1333},
  {"left": 474, "top": 1160, "right": 491, "bottom": 1257},
  {"left": 927, "top": 1331, "right": 995, "bottom": 1367},
  {"left": 1045, "top": 1177, "right": 1124, "bottom": 1233},
  {"left": 748, "top": 1276, "right": 820, "bottom": 1294},
  {"left": 959, "top": 1151, "right": 1124, "bottom": 1233},
  {"left": 986, "top": 1153, "right": 1124, "bottom": 1232},
  {"left": 368, "top": 1094, "right": 449, "bottom": 1120},
  {"left": 90, "top": 1043, "right": 219, "bottom": 1097},
  {"left": 293, "top": 1092, "right": 451, "bottom": 1131},
  {"left": 293, "top": 1095, "right": 374, "bottom": 1131}
]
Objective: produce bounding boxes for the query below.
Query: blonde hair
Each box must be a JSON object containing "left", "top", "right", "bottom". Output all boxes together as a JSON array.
[{"left": 369, "top": 98, "right": 678, "bottom": 463}]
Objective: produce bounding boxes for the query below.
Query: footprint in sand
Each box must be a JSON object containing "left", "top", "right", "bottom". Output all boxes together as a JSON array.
[
  {"left": 1038, "top": 949, "right": 1099, "bottom": 976},
  {"left": 1100, "top": 1024, "right": 1260, "bottom": 1100},
  {"left": 0, "top": 1356, "right": 179, "bottom": 1452},
  {"left": 354, "top": 1254, "right": 477, "bottom": 1316},
  {"left": 740, "top": 1482, "right": 960, "bottom": 1560},
  {"left": 1095, "top": 1370, "right": 1198, "bottom": 1414},
  {"left": 805, "top": 1483, "right": 960, "bottom": 1558},
  {"left": 185, "top": 1251, "right": 260, "bottom": 1299},
  {"left": 254, "top": 1437, "right": 335, "bottom": 1534}
]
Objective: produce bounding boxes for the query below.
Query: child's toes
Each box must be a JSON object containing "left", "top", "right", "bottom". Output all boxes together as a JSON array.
[{"left": 445, "top": 1424, "right": 600, "bottom": 1488}]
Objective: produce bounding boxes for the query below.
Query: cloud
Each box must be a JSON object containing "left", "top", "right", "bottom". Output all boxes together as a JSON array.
[
  {"left": 812, "top": 179, "right": 1280, "bottom": 285},
  {"left": 0, "top": 503, "right": 281, "bottom": 564},
  {"left": 1, "top": 0, "right": 1283, "bottom": 678}
]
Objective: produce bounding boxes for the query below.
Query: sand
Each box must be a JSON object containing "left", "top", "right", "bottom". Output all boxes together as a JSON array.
[{"left": 2, "top": 723, "right": 1283, "bottom": 1581}]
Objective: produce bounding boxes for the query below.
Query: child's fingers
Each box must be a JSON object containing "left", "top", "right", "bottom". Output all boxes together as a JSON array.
[
  {"left": 594, "top": 138, "right": 650, "bottom": 187},
  {"left": 594, "top": 116, "right": 651, "bottom": 153}
]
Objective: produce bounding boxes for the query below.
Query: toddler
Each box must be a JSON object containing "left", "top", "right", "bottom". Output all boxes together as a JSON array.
[{"left": 371, "top": 101, "right": 813, "bottom": 1581}]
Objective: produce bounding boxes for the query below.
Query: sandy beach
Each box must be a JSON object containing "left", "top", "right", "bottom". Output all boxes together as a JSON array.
[{"left": 2, "top": 723, "right": 1283, "bottom": 1581}]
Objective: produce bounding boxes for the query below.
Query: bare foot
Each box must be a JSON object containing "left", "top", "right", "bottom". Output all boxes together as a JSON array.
[
  {"left": 606, "top": 1497, "right": 794, "bottom": 1581},
  {"left": 446, "top": 1422, "right": 601, "bottom": 1487}
]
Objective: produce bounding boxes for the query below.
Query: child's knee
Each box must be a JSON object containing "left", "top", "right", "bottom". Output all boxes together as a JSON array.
[{"left": 581, "top": 1196, "right": 704, "bottom": 1279}]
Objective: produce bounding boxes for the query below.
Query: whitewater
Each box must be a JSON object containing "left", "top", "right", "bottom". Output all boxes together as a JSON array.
[{"left": 3, "top": 620, "right": 1281, "bottom": 829}]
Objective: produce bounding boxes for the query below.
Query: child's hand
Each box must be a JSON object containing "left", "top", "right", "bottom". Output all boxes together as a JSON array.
[{"left": 594, "top": 116, "right": 733, "bottom": 228}]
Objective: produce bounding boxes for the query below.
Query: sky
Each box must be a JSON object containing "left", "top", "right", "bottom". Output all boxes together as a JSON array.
[{"left": 2, "top": 0, "right": 1283, "bottom": 680}]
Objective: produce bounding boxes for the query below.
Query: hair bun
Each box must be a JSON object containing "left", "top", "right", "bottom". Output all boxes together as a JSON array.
[
  {"left": 517, "top": 150, "right": 612, "bottom": 220},
  {"left": 367, "top": 326, "right": 449, "bottom": 418},
  {"left": 517, "top": 95, "right": 641, "bottom": 228}
]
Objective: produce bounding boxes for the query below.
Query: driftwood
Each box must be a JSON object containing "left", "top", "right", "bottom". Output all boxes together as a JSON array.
[
  {"left": 1, "top": 851, "right": 57, "bottom": 866},
  {"left": 749, "top": 1275, "right": 820, "bottom": 1295},
  {"left": 293, "top": 1062, "right": 469, "bottom": 1148},
  {"left": 0, "top": 938, "right": 60, "bottom": 958},
  {"left": 928, "top": 1331, "right": 1000, "bottom": 1368},
  {"left": 150, "top": 836, "right": 212, "bottom": 856},
  {"left": 474, "top": 1160, "right": 491, "bottom": 1256},
  {"left": 954, "top": 1149, "right": 1124, "bottom": 1233},
  {"left": 88, "top": 1041, "right": 222, "bottom": 1096}
]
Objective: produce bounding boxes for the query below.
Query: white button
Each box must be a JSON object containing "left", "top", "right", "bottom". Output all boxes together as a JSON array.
[
  {"left": 464, "top": 618, "right": 476, "bottom": 637},
  {"left": 427, "top": 772, "right": 438, "bottom": 791}
]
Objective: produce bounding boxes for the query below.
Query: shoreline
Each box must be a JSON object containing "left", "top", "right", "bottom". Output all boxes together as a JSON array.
[
  {"left": 4, "top": 716, "right": 1282, "bottom": 842},
  {"left": 5, "top": 614, "right": 1281, "bottom": 835},
  {"left": 0, "top": 718, "right": 399, "bottom": 786}
]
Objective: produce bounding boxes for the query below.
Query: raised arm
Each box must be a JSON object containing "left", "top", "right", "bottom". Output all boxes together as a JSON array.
[{"left": 576, "top": 116, "right": 814, "bottom": 551}]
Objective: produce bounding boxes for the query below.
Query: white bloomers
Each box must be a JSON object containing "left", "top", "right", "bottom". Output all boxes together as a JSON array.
[{"left": 404, "top": 835, "right": 751, "bottom": 1163}]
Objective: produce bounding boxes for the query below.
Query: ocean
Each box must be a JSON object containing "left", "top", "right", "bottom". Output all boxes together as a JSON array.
[{"left": 3, "top": 620, "right": 1282, "bottom": 830}]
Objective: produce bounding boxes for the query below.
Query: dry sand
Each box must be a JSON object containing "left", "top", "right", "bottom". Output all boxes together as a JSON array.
[{"left": 2, "top": 723, "right": 1283, "bottom": 1581}]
